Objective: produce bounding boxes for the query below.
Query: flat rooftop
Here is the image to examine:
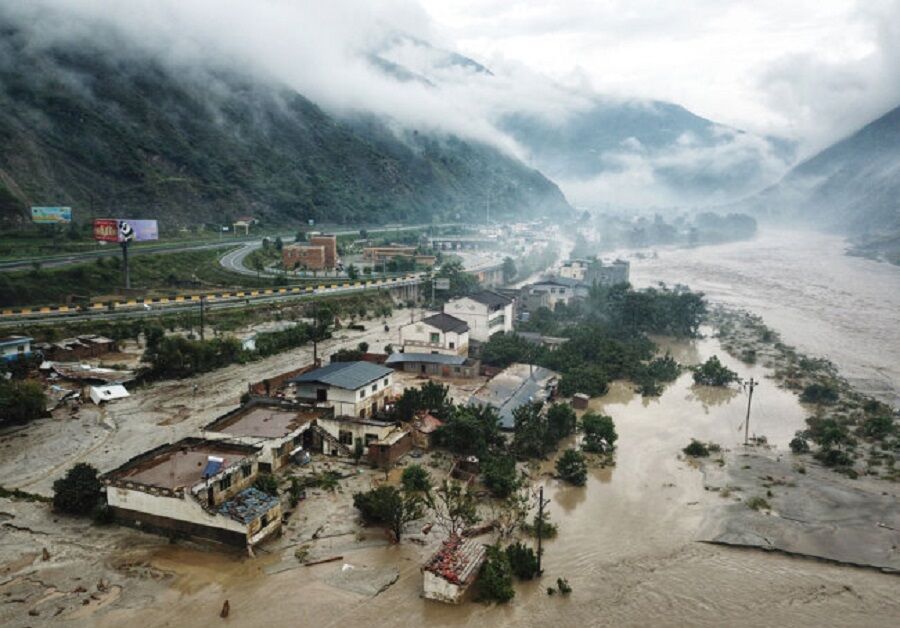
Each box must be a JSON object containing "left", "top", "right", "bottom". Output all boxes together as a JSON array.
[
  {"left": 104, "top": 439, "right": 259, "bottom": 491},
  {"left": 206, "top": 403, "right": 318, "bottom": 439}
]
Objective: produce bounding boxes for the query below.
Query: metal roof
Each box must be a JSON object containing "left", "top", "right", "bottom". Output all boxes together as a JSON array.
[
  {"left": 219, "top": 487, "right": 280, "bottom": 524},
  {"left": 386, "top": 352, "right": 467, "bottom": 366},
  {"left": 289, "top": 361, "right": 393, "bottom": 390},
  {"left": 0, "top": 335, "right": 32, "bottom": 346},
  {"left": 464, "top": 290, "right": 513, "bottom": 307},
  {"left": 469, "top": 363, "right": 559, "bottom": 430},
  {"left": 421, "top": 312, "right": 469, "bottom": 333}
]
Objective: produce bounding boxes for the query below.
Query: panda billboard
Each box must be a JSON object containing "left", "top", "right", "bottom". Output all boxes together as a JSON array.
[{"left": 93, "top": 219, "right": 159, "bottom": 242}]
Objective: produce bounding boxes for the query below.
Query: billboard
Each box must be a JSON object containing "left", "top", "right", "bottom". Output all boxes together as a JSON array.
[
  {"left": 31, "top": 206, "right": 72, "bottom": 224},
  {"left": 93, "top": 219, "right": 159, "bottom": 242}
]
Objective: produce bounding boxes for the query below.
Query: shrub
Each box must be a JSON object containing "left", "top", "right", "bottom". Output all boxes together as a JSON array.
[
  {"left": 556, "top": 449, "right": 587, "bottom": 486},
  {"left": 800, "top": 383, "right": 839, "bottom": 405},
  {"left": 0, "top": 379, "right": 46, "bottom": 426},
  {"left": 254, "top": 474, "right": 279, "bottom": 496},
  {"left": 789, "top": 436, "right": 810, "bottom": 454},
  {"left": 746, "top": 496, "right": 770, "bottom": 511},
  {"left": 682, "top": 439, "right": 710, "bottom": 457},
  {"left": 52, "top": 463, "right": 103, "bottom": 516},
  {"left": 556, "top": 578, "right": 572, "bottom": 595},
  {"left": 814, "top": 448, "right": 853, "bottom": 468},
  {"left": 860, "top": 415, "right": 894, "bottom": 440},
  {"left": 505, "top": 542, "right": 539, "bottom": 580},
  {"left": 477, "top": 545, "right": 515, "bottom": 603}
]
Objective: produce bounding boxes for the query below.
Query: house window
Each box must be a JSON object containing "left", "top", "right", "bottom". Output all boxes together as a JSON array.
[
  {"left": 261, "top": 513, "right": 269, "bottom": 527},
  {"left": 339, "top": 430, "right": 353, "bottom": 445},
  {"left": 371, "top": 385, "right": 377, "bottom": 394},
  {"left": 241, "top": 464, "right": 252, "bottom": 479},
  {"left": 359, "top": 408, "right": 367, "bottom": 418},
  {"left": 219, "top": 474, "right": 232, "bottom": 491},
  {"left": 359, "top": 390, "right": 365, "bottom": 399},
  {"left": 430, "top": 332, "right": 440, "bottom": 343},
  {"left": 365, "top": 433, "right": 379, "bottom": 444},
  {"left": 449, "top": 341, "right": 455, "bottom": 349}
]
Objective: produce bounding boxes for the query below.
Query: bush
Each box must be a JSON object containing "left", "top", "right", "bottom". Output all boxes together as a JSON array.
[
  {"left": 546, "top": 403, "right": 577, "bottom": 442},
  {"left": 254, "top": 474, "right": 279, "bottom": 496},
  {"left": 401, "top": 464, "right": 432, "bottom": 493},
  {"left": 692, "top": 356, "right": 739, "bottom": 386},
  {"left": 859, "top": 415, "right": 894, "bottom": 440},
  {"left": 91, "top": 503, "right": 115, "bottom": 525},
  {"left": 582, "top": 412, "right": 617, "bottom": 453},
  {"left": 477, "top": 545, "right": 515, "bottom": 603},
  {"left": 52, "top": 463, "right": 103, "bottom": 516},
  {"left": 556, "top": 449, "right": 587, "bottom": 486},
  {"left": 682, "top": 439, "right": 710, "bottom": 457},
  {"left": 789, "top": 436, "right": 810, "bottom": 454},
  {"left": 814, "top": 448, "right": 853, "bottom": 468},
  {"left": 746, "top": 496, "right": 770, "bottom": 511},
  {"left": 800, "top": 383, "right": 839, "bottom": 405},
  {"left": 0, "top": 378, "right": 46, "bottom": 426},
  {"left": 505, "top": 542, "right": 539, "bottom": 580}
]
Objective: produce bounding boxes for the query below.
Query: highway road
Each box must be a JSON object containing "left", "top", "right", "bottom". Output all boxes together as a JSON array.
[{"left": 0, "top": 222, "right": 458, "bottom": 273}]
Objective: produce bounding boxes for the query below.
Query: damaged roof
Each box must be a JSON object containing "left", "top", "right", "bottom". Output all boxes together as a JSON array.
[
  {"left": 469, "top": 363, "right": 559, "bottom": 430},
  {"left": 423, "top": 535, "right": 486, "bottom": 585},
  {"left": 219, "top": 487, "right": 280, "bottom": 524}
]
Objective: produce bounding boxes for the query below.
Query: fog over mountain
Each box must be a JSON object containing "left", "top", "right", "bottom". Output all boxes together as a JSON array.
[{"left": 0, "top": 0, "right": 897, "bottom": 222}]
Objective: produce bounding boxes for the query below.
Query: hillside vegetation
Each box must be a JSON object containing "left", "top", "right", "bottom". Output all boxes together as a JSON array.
[{"left": 0, "top": 19, "right": 570, "bottom": 227}]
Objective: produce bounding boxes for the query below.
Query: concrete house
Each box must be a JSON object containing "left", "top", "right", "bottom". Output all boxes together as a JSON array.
[
  {"left": 521, "top": 279, "right": 576, "bottom": 311},
  {"left": 399, "top": 312, "right": 469, "bottom": 356},
  {"left": 289, "top": 361, "right": 393, "bottom": 418},
  {"left": 443, "top": 291, "right": 514, "bottom": 342},
  {"left": 0, "top": 335, "right": 32, "bottom": 362},
  {"left": 314, "top": 416, "right": 411, "bottom": 467},
  {"left": 585, "top": 259, "right": 630, "bottom": 286},
  {"left": 469, "top": 363, "right": 560, "bottom": 430},
  {"left": 559, "top": 259, "right": 590, "bottom": 281},
  {"left": 102, "top": 438, "right": 282, "bottom": 549},
  {"left": 203, "top": 399, "right": 328, "bottom": 472},
  {"left": 385, "top": 352, "right": 479, "bottom": 378}
]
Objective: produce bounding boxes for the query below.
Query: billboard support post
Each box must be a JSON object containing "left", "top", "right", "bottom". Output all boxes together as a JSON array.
[{"left": 121, "top": 241, "right": 130, "bottom": 289}]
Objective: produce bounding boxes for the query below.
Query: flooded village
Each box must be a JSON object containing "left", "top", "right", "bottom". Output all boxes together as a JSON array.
[{"left": 1, "top": 223, "right": 898, "bottom": 628}]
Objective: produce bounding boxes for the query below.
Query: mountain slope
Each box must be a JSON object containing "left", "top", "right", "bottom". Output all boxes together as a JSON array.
[
  {"left": 750, "top": 104, "right": 900, "bottom": 234},
  {"left": 0, "top": 23, "right": 570, "bottom": 227},
  {"left": 500, "top": 100, "right": 796, "bottom": 207}
]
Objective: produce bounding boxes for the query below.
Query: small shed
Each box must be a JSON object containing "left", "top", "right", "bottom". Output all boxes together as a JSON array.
[
  {"left": 571, "top": 393, "right": 590, "bottom": 410},
  {"left": 89, "top": 384, "right": 130, "bottom": 404},
  {"left": 422, "top": 535, "right": 487, "bottom": 604}
]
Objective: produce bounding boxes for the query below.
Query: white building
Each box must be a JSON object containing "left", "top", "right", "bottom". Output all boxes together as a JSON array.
[
  {"left": 399, "top": 312, "right": 469, "bottom": 356},
  {"left": 0, "top": 335, "right": 32, "bottom": 362},
  {"left": 522, "top": 279, "right": 576, "bottom": 311},
  {"left": 558, "top": 259, "right": 590, "bottom": 281},
  {"left": 443, "top": 290, "right": 514, "bottom": 342},
  {"left": 289, "top": 361, "right": 393, "bottom": 419},
  {"left": 102, "top": 438, "right": 282, "bottom": 549}
]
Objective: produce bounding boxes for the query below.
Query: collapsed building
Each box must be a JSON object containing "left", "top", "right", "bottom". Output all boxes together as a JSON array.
[
  {"left": 422, "top": 535, "right": 487, "bottom": 604},
  {"left": 102, "top": 438, "right": 282, "bottom": 550}
]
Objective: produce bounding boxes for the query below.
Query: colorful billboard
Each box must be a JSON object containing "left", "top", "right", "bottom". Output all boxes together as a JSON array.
[
  {"left": 93, "top": 219, "right": 119, "bottom": 242},
  {"left": 93, "top": 219, "right": 159, "bottom": 242},
  {"left": 31, "top": 206, "right": 72, "bottom": 224}
]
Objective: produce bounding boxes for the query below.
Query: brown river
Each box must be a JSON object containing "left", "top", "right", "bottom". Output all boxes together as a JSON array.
[{"left": 101, "top": 229, "right": 899, "bottom": 627}]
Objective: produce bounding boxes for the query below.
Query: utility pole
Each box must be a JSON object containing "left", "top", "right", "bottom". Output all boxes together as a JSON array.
[
  {"left": 121, "top": 240, "right": 131, "bottom": 289},
  {"left": 744, "top": 377, "right": 757, "bottom": 446},
  {"left": 312, "top": 301, "right": 319, "bottom": 366},
  {"left": 535, "top": 485, "right": 550, "bottom": 575}
]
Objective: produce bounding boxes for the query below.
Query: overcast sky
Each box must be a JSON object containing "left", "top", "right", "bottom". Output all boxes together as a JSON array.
[{"left": 420, "top": 0, "right": 900, "bottom": 151}]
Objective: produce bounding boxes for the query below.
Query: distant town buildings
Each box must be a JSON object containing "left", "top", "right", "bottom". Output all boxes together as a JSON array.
[
  {"left": 443, "top": 290, "right": 514, "bottom": 341},
  {"left": 282, "top": 234, "right": 338, "bottom": 271},
  {"left": 310, "top": 234, "right": 338, "bottom": 268},
  {"left": 584, "top": 258, "right": 630, "bottom": 286}
]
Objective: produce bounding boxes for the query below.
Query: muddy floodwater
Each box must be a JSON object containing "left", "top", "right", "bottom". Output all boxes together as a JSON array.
[
  {"left": 99, "top": 334, "right": 899, "bottom": 628},
  {"left": 627, "top": 228, "right": 900, "bottom": 406}
]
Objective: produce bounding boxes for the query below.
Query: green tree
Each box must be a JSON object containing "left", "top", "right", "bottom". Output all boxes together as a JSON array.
[
  {"left": 512, "top": 402, "right": 549, "bottom": 459},
  {"left": 505, "top": 542, "right": 539, "bottom": 580},
  {"left": 0, "top": 379, "right": 46, "bottom": 426},
  {"left": 352, "top": 485, "right": 424, "bottom": 542},
  {"left": 52, "top": 463, "right": 103, "bottom": 516},
  {"left": 429, "top": 480, "right": 480, "bottom": 537},
  {"left": 274, "top": 236, "right": 284, "bottom": 251},
  {"left": 692, "top": 356, "right": 739, "bottom": 386},
  {"left": 546, "top": 403, "right": 577, "bottom": 442},
  {"left": 401, "top": 464, "right": 432, "bottom": 494},
  {"left": 477, "top": 545, "right": 515, "bottom": 603},
  {"left": 556, "top": 449, "right": 587, "bottom": 486},
  {"left": 582, "top": 412, "right": 617, "bottom": 453},
  {"left": 433, "top": 404, "right": 502, "bottom": 457},
  {"left": 254, "top": 474, "right": 279, "bottom": 496},
  {"left": 347, "top": 263, "right": 359, "bottom": 281},
  {"left": 800, "top": 383, "right": 840, "bottom": 405},
  {"left": 481, "top": 453, "right": 520, "bottom": 498}
]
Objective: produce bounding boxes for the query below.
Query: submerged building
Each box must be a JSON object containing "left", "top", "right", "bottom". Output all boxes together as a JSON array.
[
  {"left": 102, "top": 438, "right": 282, "bottom": 549},
  {"left": 469, "top": 363, "right": 560, "bottom": 430}
]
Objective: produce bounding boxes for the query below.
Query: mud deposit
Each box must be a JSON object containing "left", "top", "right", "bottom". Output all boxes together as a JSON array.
[{"left": 3, "top": 327, "right": 898, "bottom": 627}]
